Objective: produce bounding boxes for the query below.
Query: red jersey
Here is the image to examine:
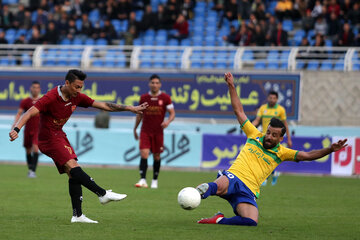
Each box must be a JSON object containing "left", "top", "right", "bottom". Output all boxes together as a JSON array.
[
  {"left": 34, "top": 86, "right": 94, "bottom": 141},
  {"left": 140, "top": 91, "right": 173, "bottom": 134},
  {"left": 20, "top": 97, "right": 40, "bottom": 134}
]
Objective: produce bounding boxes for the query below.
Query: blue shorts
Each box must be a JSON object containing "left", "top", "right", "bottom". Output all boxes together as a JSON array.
[{"left": 219, "top": 170, "right": 258, "bottom": 215}]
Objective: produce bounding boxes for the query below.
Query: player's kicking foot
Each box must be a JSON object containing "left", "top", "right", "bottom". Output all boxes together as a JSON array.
[
  {"left": 151, "top": 179, "right": 158, "bottom": 189},
  {"left": 198, "top": 212, "right": 224, "bottom": 224},
  {"left": 135, "top": 178, "right": 148, "bottom": 188},
  {"left": 71, "top": 214, "right": 98, "bottom": 223},
  {"left": 99, "top": 190, "right": 127, "bottom": 205},
  {"left": 27, "top": 170, "right": 36, "bottom": 178},
  {"left": 196, "top": 183, "right": 209, "bottom": 199}
]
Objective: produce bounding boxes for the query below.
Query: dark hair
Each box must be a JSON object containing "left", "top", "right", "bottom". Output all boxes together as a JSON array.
[
  {"left": 65, "top": 69, "right": 87, "bottom": 83},
  {"left": 269, "top": 117, "right": 286, "bottom": 136},
  {"left": 31, "top": 81, "right": 40, "bottom": 85},
  {"left": 268, "top": 91, "right": 278, "bottom": 98},
  {"left": 149, "top": 74, "right": 160, "bottom": 81}
]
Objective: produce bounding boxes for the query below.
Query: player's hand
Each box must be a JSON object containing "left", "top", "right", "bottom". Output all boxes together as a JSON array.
[
  {"left": 287, "top": 139, "right": 293, "bottom": 148},
  {"left": 161, "top": 121, "right": 170, "bottom": 129},
  {"left": 224, "top": 72, "right": 234, "bottom": 86},
  {"left": 9, "top": 130, "right": 18, "bottom": 141},
  {"left": 330, "top": 139, "right": 348, "bottom": 152},
  {"left": 134, "top": 129, "right": 139, "bottom": 140},
  {"left": 131, "top": 102, "right": 149, "bottom": 114}
]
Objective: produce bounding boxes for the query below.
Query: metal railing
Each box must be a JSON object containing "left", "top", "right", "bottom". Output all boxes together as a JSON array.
[{"left": 0, "top": 44, "right": 358, "bottom": 71}]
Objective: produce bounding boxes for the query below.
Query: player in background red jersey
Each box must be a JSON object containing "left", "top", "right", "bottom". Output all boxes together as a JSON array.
[
  {"left": 9, "top": 69, "right": 148, "bottom": 223},
  {"left": 12, "top": 81, "right": 41, "bottom": 178},
  {"left": 133, "top": 74, "right": 175, "bottom": 189}
]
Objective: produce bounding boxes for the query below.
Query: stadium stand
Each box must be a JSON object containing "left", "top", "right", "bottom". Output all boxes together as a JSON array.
[{"left": 0, "top": 0, "right": 358, "bottom": 71}]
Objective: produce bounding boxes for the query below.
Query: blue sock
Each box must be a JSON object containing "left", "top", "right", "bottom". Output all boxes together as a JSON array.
[
  {"left": 218, "top": 216, "right": 257, "bottom": 226},
  {"left": 202, "top": 182, "right": 218, "bottom": 199}
]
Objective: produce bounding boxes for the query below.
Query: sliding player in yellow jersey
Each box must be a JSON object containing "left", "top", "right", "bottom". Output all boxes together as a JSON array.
[{"left": 196, "top": 72, "right": 347, "bottom": 226}]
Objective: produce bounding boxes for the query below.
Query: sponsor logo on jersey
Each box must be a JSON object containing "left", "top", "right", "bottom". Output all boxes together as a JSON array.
[{"left": 64, "top": 145, "right": 72, "bottom": 154}]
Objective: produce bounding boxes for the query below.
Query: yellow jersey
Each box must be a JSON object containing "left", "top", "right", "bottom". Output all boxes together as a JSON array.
[
  {"left": 228, "top": 119, "right": 298, "bottom": 198},
  {"left": 257, "top": 103, "right": 287, "bottom": 134}
]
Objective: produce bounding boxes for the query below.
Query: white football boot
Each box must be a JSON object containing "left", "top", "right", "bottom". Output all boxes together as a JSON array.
[
  {"left": 135, "top": 178, "right": 148, "bottom": 188},
  {"left": 71, "top": 214, "right": 98, "bottom": 223},
  {"left": 27, "top": 170, "right": 36, "bottom": 178},
  {"left": 151, "top": 179, "right": 158, "bottom": 189},
  {"left": 99, "top": 190, "right": 127, "bottom": 205}
]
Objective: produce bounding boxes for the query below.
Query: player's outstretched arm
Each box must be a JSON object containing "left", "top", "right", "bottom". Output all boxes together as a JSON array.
[
  {"left": 9, "top": 106, "right": 39, "bottom": 141},
  {"left": 11, "top": 108, "right": 24, "bottom": 129},
  {"left": 296, "top": 139, "right": 347, "bottom": 161},
  {"left": 92, "top": 101, "right": 149, "bottom": 114},
  {"left": 224, "top": 72, "right": 247, "bottom": 125}
]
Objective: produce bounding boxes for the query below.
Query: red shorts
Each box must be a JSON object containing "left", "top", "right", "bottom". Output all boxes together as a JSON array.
[
  {"left": 139, "top": 131, "right": 164, "bottom": 154},
  {"left": 23, "top": 130, "right": 38, "bottom": 148},
  {"left": 39, "top": 135, "right": 77, "bottom": 174}
]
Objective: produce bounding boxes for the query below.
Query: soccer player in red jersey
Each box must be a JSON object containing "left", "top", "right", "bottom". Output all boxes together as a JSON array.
[
  {"left": 133, "top": 74, "right": 175, "bottom": 189},
  {"left": 12, "top": 81, "right": 41, "bottom": 178},
  {"left": 9, "top": 69, "right": 148, "bottom": 223}
]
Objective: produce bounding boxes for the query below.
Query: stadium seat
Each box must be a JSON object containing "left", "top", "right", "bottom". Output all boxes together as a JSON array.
[
  {"left": 320, "top": 60, "right": 333, "bottom": 71},
  {"left": 254, "top": 61, "right": 266, "bottom": 69},
  {"left": 352, "top": 62, "right": 360, "bottom": 71},
  {"left": 334, "top": 60, "right": 344, "bottom": 71},
  {"left": 307, "top": 60, "right": 319, "bottom": 70},
  {"left": 267, "top": 62, "right": 279, "bottom": 70},
  {"left": 96, "top": 38, "right": 108, "bottom": 45},
  {"left": 72, "top": 38, "right": 83, "bottom": 45},
  {"left": 92, "top": 59, "right": 103, "bottom": 67},
  {"left": 296, "top": 61, "right": 305, "bottom": 69},
  {"left": 282, "top": 20, "right": 293, "bottom": 32},
  {"left": 267, "top": 50, "right": 279, "bottom": 60},
  {"left": 84, "top": 38, "right": 95, "bottom": 45}
]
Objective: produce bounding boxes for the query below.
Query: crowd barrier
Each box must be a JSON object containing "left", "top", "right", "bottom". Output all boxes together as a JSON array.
[{"left": 1, "top": 124, "right": 358, "bottom": 176}]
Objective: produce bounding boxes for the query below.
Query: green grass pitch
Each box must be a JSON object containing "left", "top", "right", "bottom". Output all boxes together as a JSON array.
[{"left": 1, "top": 164, "right": 359, "bottom": 240}]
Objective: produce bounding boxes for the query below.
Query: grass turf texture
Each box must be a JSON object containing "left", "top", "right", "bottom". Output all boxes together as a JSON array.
[{"left": 1, "top": 164, "right": 359, "bottom": 240}]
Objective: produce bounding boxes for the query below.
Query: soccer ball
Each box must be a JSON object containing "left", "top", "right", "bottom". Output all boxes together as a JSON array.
[{"left": 177, "top": 187, "right": 201, "bottom": 210}]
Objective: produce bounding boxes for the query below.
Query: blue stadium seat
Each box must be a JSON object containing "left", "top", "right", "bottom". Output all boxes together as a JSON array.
[
  {"left": 307, "top": 60, "right": 319, "bottom": 70},
  {"left": 60, "top": 38, "right": 71, "bottom": 45},
  {"left": 254, "top": 61, "right": 266, "bottom": 69},
  {"left": 282, "top": 20, "right": 293, "bottom": 32},
  {"left": 96, "top": 38, "right": 108, "bottom": 45},
  {"left": 242, "top": 50, "right": 254, "bottom": 61},
  {"left": 168, "top": 39, "right": 179, "bottom": 46},
  {"left": 72, "top": 38, "right": 83, "bottom": 45},
  {"left": 296, "top": 60, "right": 305, "bottom": 69},
  {"left": 203, "top": 62, "right": 214, "bottom": 69},
  {"left": 133, "top": 38, "right": 142, "bottom": 46},
  {"left": 267, "top": 62, "right": 279, "bottom": 70},
  {"left": 267, "top": 50, "right": 279, "bottom": 60},
  {"left": 320, "top": 60, "right": 333, "bottom": 71},
  {"left": 294, "top": 30, "right": 306, "bottom": 46},
  {"left": 280, "top": 62, "right": 288, "bottom": 70},
  {"left": 353, "top": 62, "right": 360, "bottom": 71},
  {"left": 334, "top": 60, "right": 344, "bottom": 71},
  {"left": 280, "top": 51, "right": 290, "bottom": 60},
  {"left": 21, "top": 54, "right": 32, "bottom": 66},
  {"left": 84, "top": 38, "right": 95, "bottom": 45},
  {"left": 92, "top": 59, "right": 103, "bottom": 67}
]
